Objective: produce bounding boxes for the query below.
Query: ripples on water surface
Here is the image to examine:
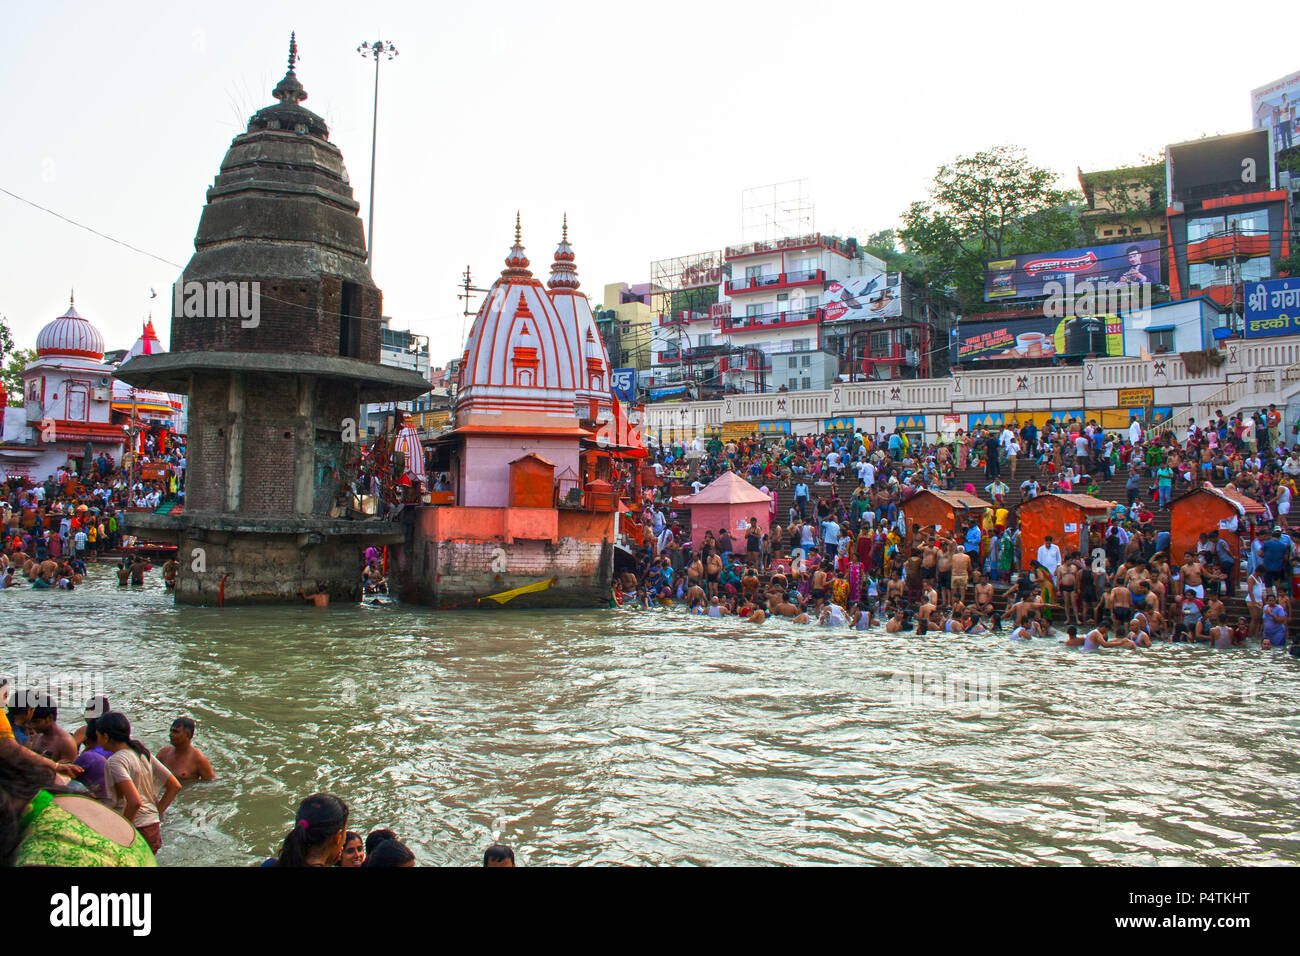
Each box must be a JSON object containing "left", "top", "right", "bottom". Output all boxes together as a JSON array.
[{"left": 3, "top": 568, "right": 1299, "bottom": 866}]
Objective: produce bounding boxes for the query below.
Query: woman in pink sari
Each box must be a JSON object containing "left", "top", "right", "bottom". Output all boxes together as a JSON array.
[{"left": 847, "top": 560, "right": 863, "bottom": 605}]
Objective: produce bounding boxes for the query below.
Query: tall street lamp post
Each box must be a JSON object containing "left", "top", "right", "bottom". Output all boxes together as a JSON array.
[{"left": 357, "top": 39, "right": 399, "bottom": 268}]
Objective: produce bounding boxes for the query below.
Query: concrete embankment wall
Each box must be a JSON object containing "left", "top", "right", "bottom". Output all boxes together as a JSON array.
[
  {"left": 174, "top": 531, "right": 363, "bottom": 606},
  {"left": 394, "top": 506, "right": 613, "bottom": 609}
]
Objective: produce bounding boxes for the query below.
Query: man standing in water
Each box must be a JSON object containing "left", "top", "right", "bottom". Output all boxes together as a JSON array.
[
  {"left": 299, "top": 583, "right": 329, "bottom": 607},
  {"left": 157, "top": 717, "right": 215, "bottom": 782}
]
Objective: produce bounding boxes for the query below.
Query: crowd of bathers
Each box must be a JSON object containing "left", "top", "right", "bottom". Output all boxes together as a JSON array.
[
  {"left": 621, "top": 408, "right": 1299, "bottom": 652},
  {"left": 0, "top": 682, "right": 516, "bottom": 867}
]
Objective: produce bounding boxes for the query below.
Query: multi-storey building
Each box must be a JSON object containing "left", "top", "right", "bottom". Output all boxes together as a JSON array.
[
  {"left": 1078, "top": 162, "right": 1168, "bottom": 243},
  {"left": 1165, "top": 131, "right": 1292, "bottom": 324},
  {"left": 717, "top": 233, "right": 880, "bottom": 393},
  {"left": 596, "top": 281, "right": 654, "bottom": 373}
]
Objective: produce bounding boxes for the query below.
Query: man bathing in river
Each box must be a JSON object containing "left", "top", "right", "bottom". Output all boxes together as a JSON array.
[
  {"left": 157, "top": 717, "right": 216, "bottom": 782},
  {"left": 300, "top": 583, "right": 329, "bottom": 607}
]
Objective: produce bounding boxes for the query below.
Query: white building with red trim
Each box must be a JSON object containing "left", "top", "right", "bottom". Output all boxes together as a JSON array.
[{"left": 1, "top": 296, "right": 126, "bottom": 482}]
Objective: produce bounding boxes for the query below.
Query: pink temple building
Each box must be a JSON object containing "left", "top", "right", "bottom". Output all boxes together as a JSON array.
[{"left": 393, "top": 218, "right": 643, "bottom": 608}]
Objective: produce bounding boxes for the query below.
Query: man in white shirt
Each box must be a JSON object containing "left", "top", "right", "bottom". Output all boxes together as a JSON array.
[
  {"left": 1283, "top": 453, "right": 1300, "bottom": 478},
  {"left": 690, "top": 479, "right": 705, "bottom": 494},
  {"left": 1036, "top": 535, "right": 1063, "bottom": 580},
  {"left": 999, "top": 426, "right": 1017, "bottom": 453},
  {"left": 858, "top": 458, "right": 875, "bottom": 487},
  {"left": 1129, "top": 418, "right": 1143, "bottom": 447}
]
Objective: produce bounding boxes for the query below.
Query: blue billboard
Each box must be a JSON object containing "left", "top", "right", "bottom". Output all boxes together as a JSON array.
[
  {"left": 610, "top": 368, "right": 636, "bottom": 402},
  {"left": 1244, "top": 279, "right": 1300, "bottom": 338}
]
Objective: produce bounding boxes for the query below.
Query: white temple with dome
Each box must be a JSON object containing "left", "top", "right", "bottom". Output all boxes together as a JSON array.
[
  {"left": 0, "top": 295, "right": 125, "bottom": 482},
  {"left": 0, "top": 299, "right": 186, "bottom": 484}
]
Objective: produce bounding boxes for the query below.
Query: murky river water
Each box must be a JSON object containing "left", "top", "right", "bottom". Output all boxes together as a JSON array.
[{"left": 4, "top": 567, "right": 1299, "bottom": 866}]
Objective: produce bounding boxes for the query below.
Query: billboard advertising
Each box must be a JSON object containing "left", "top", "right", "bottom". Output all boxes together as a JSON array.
[
  {"left": 823, "top": 273, "right": 902, "bottom": 321},
  {"left": 1167, "top": 130, "right": 1274, "bottom": 203},
  {"left": 1251, "top": 70, "right": 1300, "bottom": 155},
  {"left": 956, "top": 314, "right": 1124, "bottom": 362},
  {"left": 610, "top": 368, "right": 636, "bottom": 403},
  {"left": 1244, "top": 278, "right": 1300, "bottom": 338},
  {"left": 984, "top": 240, "right": 1160, "bottom": 301}
]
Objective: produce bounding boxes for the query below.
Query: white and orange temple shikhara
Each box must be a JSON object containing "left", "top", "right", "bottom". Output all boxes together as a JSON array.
[{"left": 392, "top": 218, "right": 647, "bottom": 608}]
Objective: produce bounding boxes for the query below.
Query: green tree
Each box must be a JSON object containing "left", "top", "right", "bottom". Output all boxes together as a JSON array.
[
  {"left": 899, "top": 146, "right": 1083, "bottom": 310},
  {"left": 2, "top": 344, "right": 34, "bottom": 407},
  {"left": 862, "top": 228, "right": 921, "bottom": 279}
]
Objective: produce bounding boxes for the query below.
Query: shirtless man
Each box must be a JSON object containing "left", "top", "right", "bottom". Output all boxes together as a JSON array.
[
  {"left": 162, "top": 558, "right": 179, "bottom": 589},
  {"left": 1058, "top": 559, "right": 1079, "bottom": 624},
  {"left": 937, "top": 542, "right": 953, "bottom": 606},
  {"left": 884, "top": 608, "right": 910, "bottom": 633},
  {"left": 685, "top": 584, "right": 707, "bottom": 610},
  {"left": 300, "top": 583, "right": 329, "bottom": 607},
  {"left": 156, "top": 717, "right": 216, "bottom": 782},
  {"left": 811, "top": 565, "right": 828, "bottom": 602},
  {"left": 707, "top": 548, "right": 728, "bottom": 595},
  {"left": 884, "top": 572, "right": 905, "bottom": 613},
  {"left": 969, "top": 570, "right": 993, "bottom": 618},
  {"left": 129, "top": 557, "right": 150, "bottom": 586},
  {"left": 115, "top": 559, "right": 131, "bottom": 586},
  {"left": 748, "top": 607, "right": 767, "bottom": 625},
  {"left": 768, "top": 595, "right": 800, "bottom": 617},
  {"left": 687, "top": 554, "right": 704, "bottom": 590},
  {"left": 26, "top": 695, "right": 77, "bottom": 763},
  {"left": 1179, "top": 551, "right": 1205, "bottom": 600},
  {"left": 1107, "top": 582, "right": 1133, "bottom": 628},
  {"left": 920, "top": 540, "right": 939, "bottom": 592}
]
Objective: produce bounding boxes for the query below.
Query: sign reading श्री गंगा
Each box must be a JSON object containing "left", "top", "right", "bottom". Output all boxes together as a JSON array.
[{"left": 1244, "top": 278, "right": 1300, "bottom": 337}]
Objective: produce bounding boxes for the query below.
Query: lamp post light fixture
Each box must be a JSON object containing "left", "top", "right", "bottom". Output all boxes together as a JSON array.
[{"left": 357, "top": 39, "right": 398, "bottom": 268}]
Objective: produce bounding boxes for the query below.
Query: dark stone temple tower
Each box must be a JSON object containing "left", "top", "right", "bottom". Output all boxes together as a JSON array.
[{"left": 117, "top": 35, "right": 429, "bottom": 604}]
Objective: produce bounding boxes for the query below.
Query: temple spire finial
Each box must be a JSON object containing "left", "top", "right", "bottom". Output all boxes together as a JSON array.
[
  {"left": 514, "top": 211, "right": 522, "bottom": 245},
  {"left": 70, "top": 287, "right": 74, "bottom": 306},
  {"left": 562, "top": 212, "right": 568, "bottom": 243},
  {"left": 272, "top": 32, "right": 308, "bottom": 105}
]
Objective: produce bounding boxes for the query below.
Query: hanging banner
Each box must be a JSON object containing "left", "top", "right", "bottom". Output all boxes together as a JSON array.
[
  {"left": 610, "top": 368, "right": 636, "bottom": 403},
  {"left": 824, "top": 417, "right": 856, "bottom": 432},
  {"left": 823, "top": 273, "right": 902, "bottom": 322},
  {"left": 758, "top": 420, "right": 791, "bottom": 435}
]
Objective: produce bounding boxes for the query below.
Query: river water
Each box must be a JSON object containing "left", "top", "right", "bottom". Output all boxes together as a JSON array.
[{"left": 4, "top": 568, "right": 1299, "bottom": 866}]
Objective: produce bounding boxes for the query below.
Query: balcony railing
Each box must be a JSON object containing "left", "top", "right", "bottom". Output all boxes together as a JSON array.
[
  {"left": 1186, "top": 231, "right": 1271, "bottom": 264},
  {"left": 725, "top": 269, "right": 825, "bottom": 295},
  {"left": 722, "top": 307, "right": 824, "bottom": 332}
]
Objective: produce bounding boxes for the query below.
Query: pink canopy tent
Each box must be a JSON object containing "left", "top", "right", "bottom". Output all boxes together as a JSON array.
[{"left": 677, "top": 471, "right": 773, "bottom": 549}]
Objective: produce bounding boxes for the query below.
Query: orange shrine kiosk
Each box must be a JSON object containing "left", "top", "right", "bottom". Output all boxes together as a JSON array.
[{"left": 1014, "top": 492, "right": 1114, "bottom": 571}]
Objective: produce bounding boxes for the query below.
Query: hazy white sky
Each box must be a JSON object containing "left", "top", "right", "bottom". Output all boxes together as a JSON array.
[{"left": 1, "top": 0, "right": 1293, "bottom": 365}]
